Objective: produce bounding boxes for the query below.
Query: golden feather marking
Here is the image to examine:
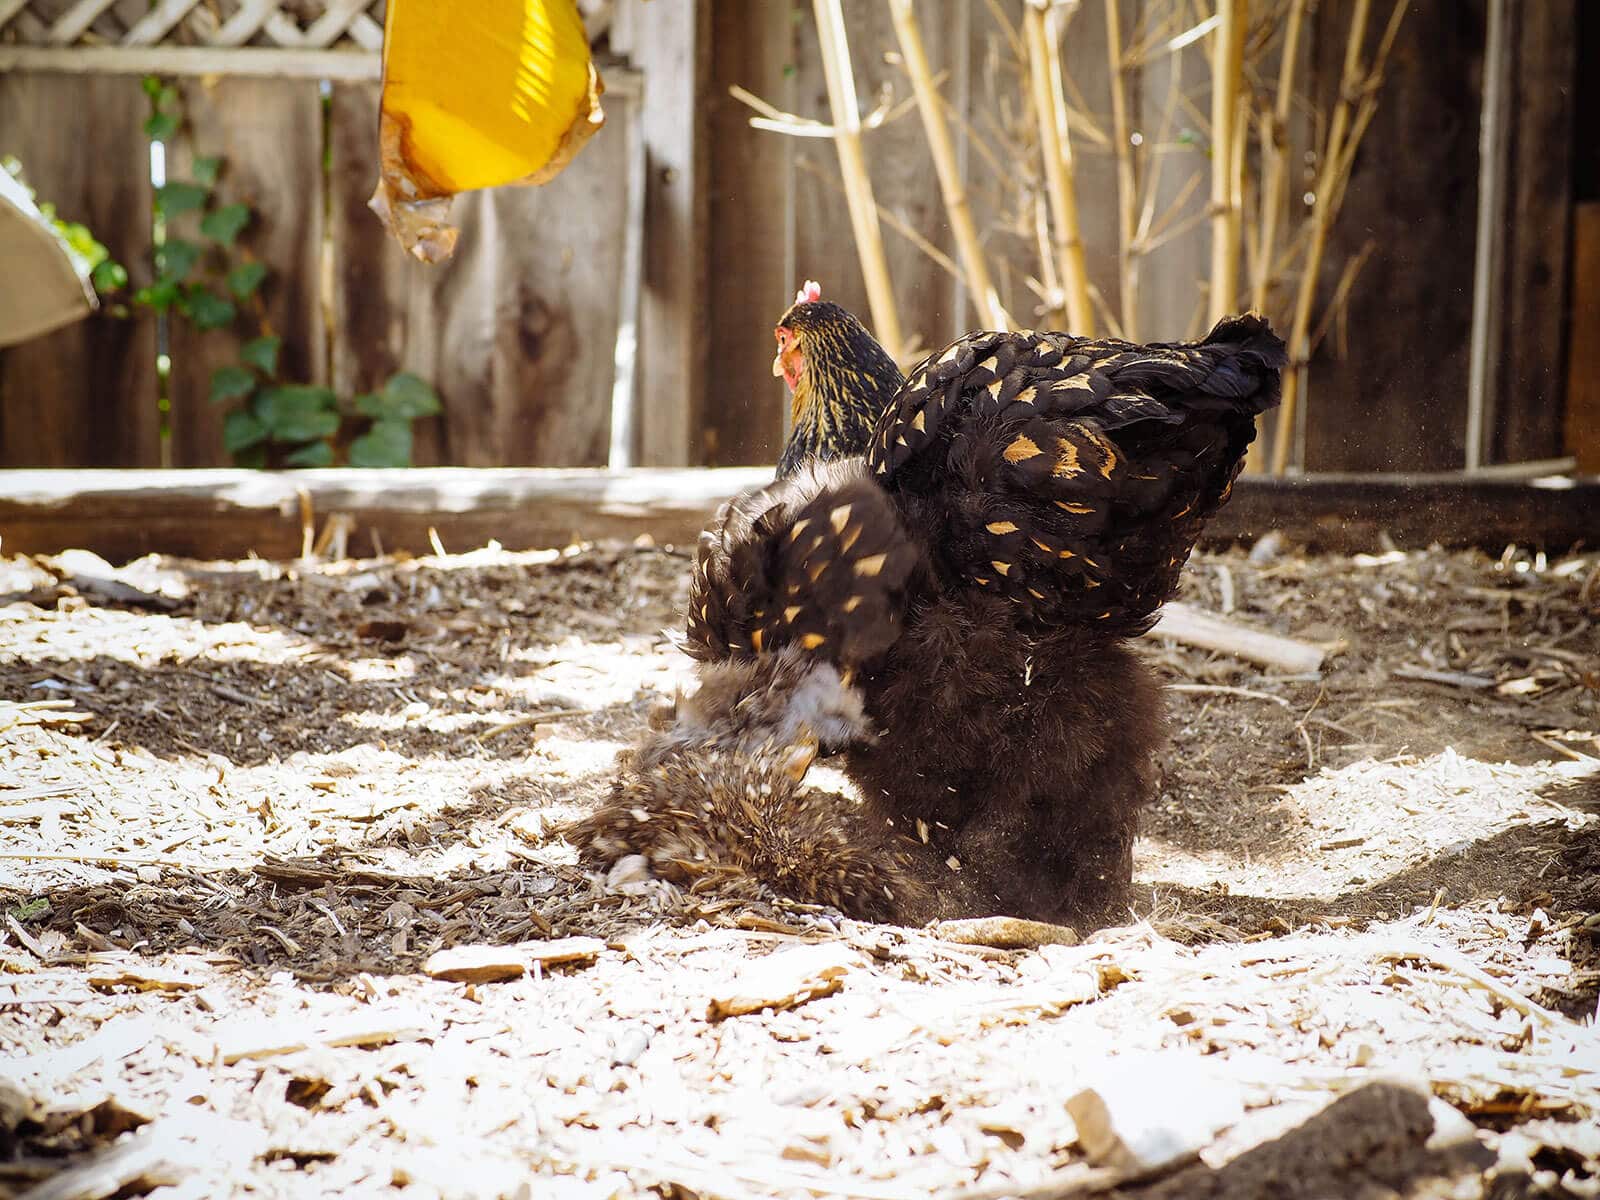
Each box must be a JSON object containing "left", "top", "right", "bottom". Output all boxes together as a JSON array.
[
  {"left": 990, "top": 560, "right": 1012, "bottom": 576},
  {"left": 1052, "top": 436, "right": 1081, "bottom": 478},
  {"left": 801, "top": 632, "right": 826, "bottom": 649},
  {"left": 1003, "top": 435, "right": 1043, "bottom": 464},
  {"left": 784, "top": 605, "right": 803, "bottom": 622},
  {"left": 986, "top": 520, "right": 1019, "bottom": 534},
  {"left": 853, "top": 553, "right": 889, "bottom": 578},
  {"left": 1080, "top": 426, "right": 1121, "bottom": 478},
  {"left": 828, "top": 504, "right": 853, "bottom": 533}
]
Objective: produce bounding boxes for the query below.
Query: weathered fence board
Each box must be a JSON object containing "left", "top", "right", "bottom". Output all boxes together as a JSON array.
[
  {"left": 164, "top": 75, "right": 327, "bottom": 467},
  {"left": 1302, "top": 0, "right": 1482, "bottom": 473},
  {"left": 1495, "top": 0, "right": 1576, "bottom": 465},
  {"left": 327, "top": 81, "right": 637, "bottom": 468},
  {"left": 1566, "top": 203, "right": 1600, "bottom": 473},
  {"left": 0, "top": 72, "right": 159, "bottom": 468},
  {"left": 704, "top": 1, "right": 797, "bottom": 467},
  {"left": 614, "top": 0, "right": 709, "bottom": 467}
]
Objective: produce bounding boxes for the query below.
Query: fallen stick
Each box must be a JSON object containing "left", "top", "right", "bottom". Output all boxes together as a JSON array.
[{"left": 1148, "top": 602, "right": 1327, "bottom": 674}]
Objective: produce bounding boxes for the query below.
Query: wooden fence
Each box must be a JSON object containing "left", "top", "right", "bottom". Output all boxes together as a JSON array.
[{"left": 0, "top": 0, "right": 1584, "bottom": 473}]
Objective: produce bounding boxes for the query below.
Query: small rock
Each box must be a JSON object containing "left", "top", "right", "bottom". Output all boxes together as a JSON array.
[
  {"left": 1247, "top": 530, "right": 1285, "bottom": 565},
  {"left": 1066, "top": 1054, "right": 1244, "bottom": 1174},
  {"left": 608, "top": 1025, "right": 651, "bottom": 1067}
]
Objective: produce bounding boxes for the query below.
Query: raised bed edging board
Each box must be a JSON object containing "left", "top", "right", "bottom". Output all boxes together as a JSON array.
[{"left": 0, "top": 468, "right": 1594, "bottom": 563}]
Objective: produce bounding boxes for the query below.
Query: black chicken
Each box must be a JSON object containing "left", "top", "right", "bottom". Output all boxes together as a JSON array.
[
  {"left": 586, "top": 284, "right": 1283, "bottom": 928},
  {"left": 708, "top": 287, "right": 1281, "bottom": 923}
]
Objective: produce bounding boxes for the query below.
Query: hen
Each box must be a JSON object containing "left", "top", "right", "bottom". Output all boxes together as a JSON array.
[{"left": 589, "top": 285, "right": 1284, "bottom": 928}]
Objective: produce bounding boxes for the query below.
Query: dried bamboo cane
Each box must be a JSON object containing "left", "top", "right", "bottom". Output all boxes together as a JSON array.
[
  {"left": 1243, "top": 0, "right": 1306, "bottom": 474},
  {"left": 1271, "top": 0, "right": 1407, "bottom": 475},
  {"left": 1207, "top": 0, "right": 1248, "bottom": 327},
  {"left": 889, "top": 0, "right": 1008, "bottom": 330},
  {"left": 1104, "top": 0, "right": 1139, "bottom": 340},
  {"left": 1024, "top": 1, "right": 1094, "bottom": 334},
  {"left": 1250, "top": 0, "right": 1306, "bottom": 315},
  {"left": 811, "top": 0, "right": 905, "bottom": 358}
]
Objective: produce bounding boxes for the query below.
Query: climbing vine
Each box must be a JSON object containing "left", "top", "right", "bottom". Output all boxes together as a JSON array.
[
  {"left": 7, "top": 78, "right": 440, "bottom": 467},
  {"left": 137, "top": 77, "right": 440, "bottom": 467}
]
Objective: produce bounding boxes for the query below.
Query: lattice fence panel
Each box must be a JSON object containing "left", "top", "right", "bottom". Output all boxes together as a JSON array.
[{"left": 0, "top": 0, "right": 385, "bottom": 50}]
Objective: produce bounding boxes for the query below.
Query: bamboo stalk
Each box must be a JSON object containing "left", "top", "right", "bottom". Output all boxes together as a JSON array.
[
  {"left": 1249, "top": 0, "right": 1306, "bottom": 315},
  {"left": 1104, "top": 0, "right": 1139, "bottom": 339},
  {"left": 1272, "top": 0, "right": 1407, "bottom": 475},
  {"left": 811, "top": 0, "right": 905, "bottom": 358},
  {"left": 1023, "top": 1, "right": 1093, "bottom": 333},
  {"left": 1207, "top": 0, "right": 1247, "bottom": 327},
  {"left": 889, "top": 0, "right": 1007, "bottom": 330}
]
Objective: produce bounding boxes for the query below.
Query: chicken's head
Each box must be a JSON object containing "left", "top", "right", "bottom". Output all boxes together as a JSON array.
[
  {"left": 772, "top": 279, "right": 823, "bottom": 392},
  {"left": 771, "top": 279, "right": 906, "bottom": 477}
]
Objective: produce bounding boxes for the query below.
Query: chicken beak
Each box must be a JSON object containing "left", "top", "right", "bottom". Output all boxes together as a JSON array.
[{"left": 772, "top": 349, "right": 786, "bottom": 379}]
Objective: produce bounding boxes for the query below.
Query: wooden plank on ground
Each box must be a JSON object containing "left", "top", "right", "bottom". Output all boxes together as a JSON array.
[
  {"left": 1, "top": 469, "right": 1595, "bottom": 563},
  {"left": 1495, "top": 0, "right": 1577, "bottom": 464},
  {"left": 0, "top": 72, "right": 159, "bottom": 468},
  {"left": 165, "top": 76, "right": 327, "bottom": 468},
  {"left": 326, "top": 81, "right": 636, "bottom": 468},
  {"left": 704, "top": 0, "right": 797, "bottom": 466},
  {"left": 1567, "top": 203, "right": 1600, "bottom": 473},
  {"left": 1302, "top": 2, "right": 1481, "bottom": 472}
]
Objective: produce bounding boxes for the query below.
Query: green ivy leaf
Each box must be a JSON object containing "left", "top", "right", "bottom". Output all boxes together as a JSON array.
[
  {"left": 240, "top": 334, "right": 281, "bottom": 377},
  {"left": 155, "top": 182, "right": 208, "bottom": 218},
  {"left": 91, "top": 259, "right": 128, "bottom": 293},
  {"left": 349, "top": 419, "right": 414, "bottom": 468},
  {"left": 200, "top": 203, "right": 250, "bottom": 247},
  {"left": 141, "top": 76, "right": 164, "bottom": 100},
  {"left": 191, "top": 156, "right": 222, "bottom": 188},
  {"left": 357, "top": 372, "right": 441, "bottom": 420},
  {"left": 143, "top": 111, "right": 179, "bottom": 142},
  {"left": 132, "top": 278, "right": 182, "bottom": 313},
  {"left": 257, "top": 385, "right": 339, "bottom": 442},
  {"left": 155, "top": 238, "right": 201, "bottom": 284},
  {"left": 209, "top": 364, "right": 257, "bottom": 404},
  {"left": 233, "top": 443, "right": 268, "bottom": 468},
  {"left": 226, "top": 261, "right": 268, "bottom": 299},
  {"left": 284, "top": 440, "right": 335, "bottom": 468},
  {"left": 223, "top": 409, "right": 267, "bottom": 452},
  {"left": 184, "top": 286, "right": 236, "bottom": 330},
  {"left": 157, "top": 85, "right": 179, "bottom": 111}
]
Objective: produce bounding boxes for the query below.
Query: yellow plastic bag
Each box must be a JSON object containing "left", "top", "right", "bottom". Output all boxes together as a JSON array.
[{"left": 369, "top": 0, "right": 605, "bottom": 263}]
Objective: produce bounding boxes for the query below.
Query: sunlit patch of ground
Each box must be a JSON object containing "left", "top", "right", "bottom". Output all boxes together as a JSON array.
[{"left": 2, "top": 540, "right": 1597, "bottom": 1197}]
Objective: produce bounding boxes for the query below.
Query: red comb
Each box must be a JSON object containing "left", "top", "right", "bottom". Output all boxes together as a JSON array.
[{"left": 795, "top": 280, "right": 822, "bottom": 305}]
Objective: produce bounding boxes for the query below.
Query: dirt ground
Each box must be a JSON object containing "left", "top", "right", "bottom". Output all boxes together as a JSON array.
[{"left": 1, "top": 533, "right": 1597, "bottom": 1199}]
